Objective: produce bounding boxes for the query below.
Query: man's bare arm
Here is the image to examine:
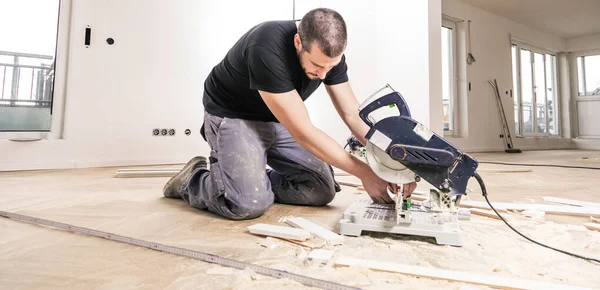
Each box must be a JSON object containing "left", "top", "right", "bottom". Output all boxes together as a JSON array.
[
  {"left": 325, "top": 82, "right": 370, "bottom": 145},
  {"left": 258, "top": 89, "right": 373, "bottom": 180},
  {"left": 326, "top": 81, "right": 417, "bottom": 198}
]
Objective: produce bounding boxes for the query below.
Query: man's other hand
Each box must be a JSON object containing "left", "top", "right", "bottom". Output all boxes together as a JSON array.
[
  {"left": 360, "top": 170, "right": 418, "bottom": 204},
  {"left": 360, "top": 172, "right": 394, "bottom": 203},
  {"left": 401, "top": 181, "right": 417, "bottom": 198}
]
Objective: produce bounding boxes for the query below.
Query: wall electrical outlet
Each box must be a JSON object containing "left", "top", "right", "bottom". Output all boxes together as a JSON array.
[{"left": 153, "top": 128, "right": 177, "bottom": 136}]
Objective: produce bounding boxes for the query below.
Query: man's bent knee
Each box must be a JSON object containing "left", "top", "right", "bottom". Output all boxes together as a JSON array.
[
  {"left": 209, "top": 191, "right": 274, "bottom": 220},
  {"left": 305, "top": 181, "right": 336, "bottom": 206}
]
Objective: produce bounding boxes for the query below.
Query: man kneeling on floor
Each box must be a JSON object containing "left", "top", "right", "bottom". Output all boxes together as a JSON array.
[{"left": 163, "top": 8, "right": 417, "bottom": 220}]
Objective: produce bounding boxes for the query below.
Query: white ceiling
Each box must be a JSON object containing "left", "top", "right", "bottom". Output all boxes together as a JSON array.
[{"left": 457, "top": 0, "right": 600, "bottom": 39}]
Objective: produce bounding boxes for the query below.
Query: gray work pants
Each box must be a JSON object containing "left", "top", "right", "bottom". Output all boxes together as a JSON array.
[{"left": 181, "top": 111, "right": 341, "bottom": 220}]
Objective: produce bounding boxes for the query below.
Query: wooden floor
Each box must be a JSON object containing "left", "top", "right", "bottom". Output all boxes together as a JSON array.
[{"left": 1, "top": 149, "right": 599, "bottom": 289}]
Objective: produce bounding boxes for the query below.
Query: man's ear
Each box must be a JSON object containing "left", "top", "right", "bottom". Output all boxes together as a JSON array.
[{"left": 294, "top": 34, "right": 302, "bottom": 50}]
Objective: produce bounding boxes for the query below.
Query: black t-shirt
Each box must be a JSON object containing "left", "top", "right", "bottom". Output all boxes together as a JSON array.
[{"left": 202, "top": 20, "right": 349, "bottom": 122}]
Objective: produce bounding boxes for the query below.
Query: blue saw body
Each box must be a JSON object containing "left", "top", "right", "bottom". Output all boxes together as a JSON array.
[{"left": 359, "top": 89, "right": 478, "bottom": 196}]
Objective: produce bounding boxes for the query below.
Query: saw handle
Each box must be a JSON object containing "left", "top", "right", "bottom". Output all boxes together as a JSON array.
[{"left": 359, "top": 92, "right": 411, "bottom": 128}]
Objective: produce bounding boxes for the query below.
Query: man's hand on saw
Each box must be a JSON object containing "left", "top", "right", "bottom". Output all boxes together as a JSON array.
[
  {"left": 361, "top": 171, "right": 418, "bottom": 203},
  {"left": 400, "top": 181, "right": 417, "bottom": 198},
  {"left": 361, "top": 172, "right": 395, "bottom": 203}
]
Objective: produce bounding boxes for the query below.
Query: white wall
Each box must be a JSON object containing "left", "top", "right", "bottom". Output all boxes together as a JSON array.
[
  {"left": 442, "top": 0, "right": 573, "bottom": 152},
  {"left": 375, "top": 0, "right": 443, "bottom": 135},
  {"left": 1, "top": 0, "right": 442, "bottom": 171}
]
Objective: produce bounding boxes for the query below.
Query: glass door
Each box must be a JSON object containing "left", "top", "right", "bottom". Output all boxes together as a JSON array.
[{"left": 0, "top": 0, "right": 61, "bottom": 132}]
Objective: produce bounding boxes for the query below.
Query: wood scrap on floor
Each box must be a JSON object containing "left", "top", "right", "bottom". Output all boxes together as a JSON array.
[
  {"left": 470, "top": 208, "right": 501, "bottom": 220},
  {"left": 477, "top": 168, "right": 533, "bottom": 173},
  {"left": 590, "top": 216, "right": 600, "bottom": 224},
  {"left": 459, "top": 201, "right": 600, "bottom": 217},
  {"left": 278, "top": 237, "right": 326, "bottom": 249},
  {"left": 282, "top": 217, "right": 344, "bottom": 246},
  {"left": 521, "top": 209, "right": 545, "bottom": 218},
  {"left": 583, "top": 223, "right": 600, "bottom": 232},
  {"left": 334, "top": 257, "right": 591, "bottom": 290},
  {"left": 115, "top": 168, "right": 179, "bottom": 178},
  {"left": 259, "top": 237, "right": 279, "bottom": 249},
  {"left": 305, "top": 249, "right": 335, "bottom": 266},
  {"left": 247, "top": 223, "right": 311, "bottom": 241},
  {"left": 542, "top": 196, "right": 600, "bottom": 208}
]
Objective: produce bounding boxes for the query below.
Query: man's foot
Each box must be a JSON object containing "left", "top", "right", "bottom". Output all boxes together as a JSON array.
[{"left": 163, "top": 156, "right": 208, "bottom": 198}]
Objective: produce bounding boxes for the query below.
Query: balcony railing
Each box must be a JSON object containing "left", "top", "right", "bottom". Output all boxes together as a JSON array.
[{"left": 0, "top": 50, "right": 54, "bottom": 108}]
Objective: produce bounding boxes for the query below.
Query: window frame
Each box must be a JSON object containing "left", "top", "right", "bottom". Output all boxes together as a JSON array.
[
  {"left": 576, "top": 54, "right": 600, "bottom": 97},
  {"left": 0, "top": 0, "right": 68, "bottom": 141},
  {"left": 510, "top": 40, "right": 560, "bottom": 137},
  {"left": 442, "top": 17, "right": 458, "bottom": 137}
]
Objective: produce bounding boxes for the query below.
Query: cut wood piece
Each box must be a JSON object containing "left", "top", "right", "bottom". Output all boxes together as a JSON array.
[
  {"left": 117, "top": 168, "right": 181, "bottom": 172},
  {"left": 115, "top": 169, "right": 179, "bottom": 178},
  {"left": 279, "top": 237, "right": 326, "bottom": 249},
  {"left": 409, "top": 195, "right": 428, "bottom": 201},
  {"left": 521, "top": 210, "right": 545, "bottom": 218},
  {"left": 583, "top": 223, "right": 600, "bottom": 232},
  {"left": 259, "top": 237, "right": 279, "bottom": 249},
  {"left": 306, "top": 249, "right": 335, "bottom": 265},
  {"left": 460, "top": 202, "right": 508, "bottom": 213},
  {"left": 459, "top": 201, "right": 600, "bottom": 217},
  {"left": 247, "top": 223, "right": 311, "bottom": 241},
  {"left": 470, "top": 208, "right": 501, "bottom": 220},
  {"left": 335, "top": 256, "right": 591, "bottom": 290},
  {"left": 412, "top": 190, "right": 429, "bottom": 196},
  {"left": 542, "top": 197, "right": 600, "bottom": 208},
  {"left": 477, "top": 168, "right": 532, "bottom": 173},
  {"left": 590, "top": 216, "right": 600, "bottom": 224},
  {"left": 284, "top": 217, "right": 343, "bottom": 246}
]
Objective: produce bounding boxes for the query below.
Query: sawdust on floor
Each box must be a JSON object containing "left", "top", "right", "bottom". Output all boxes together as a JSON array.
[{"left": 175, "top": 212, "right": 600, "bottom": 290}]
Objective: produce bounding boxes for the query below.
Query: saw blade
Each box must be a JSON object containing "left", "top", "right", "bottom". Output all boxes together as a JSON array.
[{"left": 365, "top": 141, "right": 415, "bottom": 184}]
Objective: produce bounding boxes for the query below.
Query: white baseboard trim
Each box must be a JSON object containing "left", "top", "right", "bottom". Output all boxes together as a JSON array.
[{"left": 0, "top": 156, "right": 194, "bottom": 172}]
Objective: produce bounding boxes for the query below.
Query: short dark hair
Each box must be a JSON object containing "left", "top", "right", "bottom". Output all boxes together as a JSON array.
[{"left": 298, "top": 8, "right": 347, "bottom": 58}]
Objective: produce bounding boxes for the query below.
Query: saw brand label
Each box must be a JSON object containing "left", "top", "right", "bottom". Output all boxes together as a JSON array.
[
  {"left": 370, "top": 130, "right": 393, "bottom": 150},
  {"left": 413, "top": 124, "right": 434, "bottom": 142}
]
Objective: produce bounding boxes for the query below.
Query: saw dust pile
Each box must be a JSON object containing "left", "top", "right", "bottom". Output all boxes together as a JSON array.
[{"left": 185, "top": 211, "right": 600, "bottom": 290}]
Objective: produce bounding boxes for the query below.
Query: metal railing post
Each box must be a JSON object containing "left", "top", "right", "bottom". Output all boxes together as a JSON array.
[{"left": 10, "top": 55, "right": 20, "bottom": 106}]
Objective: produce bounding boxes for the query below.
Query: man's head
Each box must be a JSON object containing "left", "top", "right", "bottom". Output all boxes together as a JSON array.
[{"left": 295, "top": 8, "right": 347, "bottom": 80}]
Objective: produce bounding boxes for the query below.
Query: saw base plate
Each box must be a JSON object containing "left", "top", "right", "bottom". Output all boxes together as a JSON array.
[{"left": 338, "top": 199, "right": 463, "bottom": 246}]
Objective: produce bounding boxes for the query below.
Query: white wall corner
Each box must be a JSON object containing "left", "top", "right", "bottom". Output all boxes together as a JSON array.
[{"left": 428, "top": 0, "right": 444, "bottom": 135}]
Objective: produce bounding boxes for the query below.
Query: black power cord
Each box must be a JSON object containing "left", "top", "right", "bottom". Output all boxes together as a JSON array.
[
  {"left": 479, "top": 161, "right": 600, "bottom": 171},
  {"left": 472, "top": 172, "right": 600, "bottom": 264}
]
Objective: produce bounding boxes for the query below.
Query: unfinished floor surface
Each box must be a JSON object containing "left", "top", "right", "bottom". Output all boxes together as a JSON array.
[{"left": 1, "top": 150, "right": 599, "bottom": 289}]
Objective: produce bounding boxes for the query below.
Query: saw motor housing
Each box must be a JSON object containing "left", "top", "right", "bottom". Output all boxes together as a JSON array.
[{"left": 359, "top": 86, "right": 478, "bottom": 200}]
